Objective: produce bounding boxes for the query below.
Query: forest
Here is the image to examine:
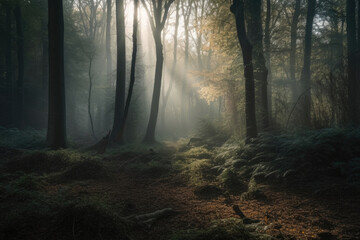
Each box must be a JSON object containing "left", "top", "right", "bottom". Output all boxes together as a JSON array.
[{"left": 0, "top": 0, "right": 360, "bottom": 239}]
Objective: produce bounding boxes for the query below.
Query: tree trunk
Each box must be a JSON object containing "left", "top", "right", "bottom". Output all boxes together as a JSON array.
[
  {"left": 88, "top": 56, "right": 96, "bottom": 139},
  {"left": 106, "top": 0, "right": 112, "bottom": 79},
  {"left": 347, "top": 0, "right": 358, "bottom": 124},
  {"left": 299, "top": 0, "right": 316, "bottom": 127},
  {"left": 14, "top": 4, "right": 24, "bottom": 128},
  {"left": 161, "top": 0, "right": 180, "bottom": 130},
  {"left": 264, "top": 0, "right": 272, "bottom": 124},
  {"left": 47, "top": 0, "right": 67, "bottom": 149},
  {"left": 116, "top": 0, "right": 138, "bottom": 142},
  {"left": 41, "top": 14, "right": 49, "bottom": 127},
  {"left": 231, "top": 0, "right": 257, "bottom": 140},
  {"left": 5, "top": 3, "right": 13, "bottom": 126},
  {"left": 246, "top": 0, "right": 269, "bottom": 130},
  {"left": 143, "top": 31, "right": 164, "bottom": 143},
  {"left": 111, "top": 0, "right": 126, "bottom": 141},
  {"left": 290, "top": 0, "right": 301, "bottom": 103}
]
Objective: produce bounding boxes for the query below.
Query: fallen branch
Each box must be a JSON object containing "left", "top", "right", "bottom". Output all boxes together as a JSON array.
[{"left": 125, "top": 208, "right": 177, "bottom": 229}]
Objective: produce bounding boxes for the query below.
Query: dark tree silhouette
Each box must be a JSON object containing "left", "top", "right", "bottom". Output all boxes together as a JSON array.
[
  {"left": 111, "top": 0, "right": 126, "bottom": 141},
  {"left": 246, "top": 0, "right": 269, "bottom": 130},
  {"left": 231, "top": 0, "right": 257, "bottom": 140},
  {"left": 264, "top": 0, "right": 272, "bottom": 122},
  {"left": 116, "top": 0, "right": 139, "bottom": 142},
  {"left": 14, "top": 4, "right": 24, "bottom": 128},
  {"left": 347, "top": 0, "right": 359, "bottom": 124},
  {"left": 5, "top": 2, "right": 13, "bottom": 126},
  {"left": 290, "top": 0, "right": 301, "bottom": 103},
  {"left": 47, "top": 0, "right": 66, "bottom": 148},
  {"left": 299, "top": 0, "right": 316, "bottom": 127},
  {"left": 141, "top": 0, "right": 175, "bottom": 143}
]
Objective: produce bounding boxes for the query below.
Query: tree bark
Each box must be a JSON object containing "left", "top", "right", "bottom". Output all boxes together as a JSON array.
[
  {"left": 14, "top": 4, "right": 24, "bottom": 128},
  {"left": 181, "top": 0, "right": 191, "bottom": 129},
  {"left": 5, "top": 3, "right": 13, "bottom": 126},
  {"left": 231, "top": 0, "right": 257, "bottom": 140},
  {"left": 264, "top": 0, "right": 272, "bottom": 124},
  {"left": 141, "top": 0, "right": 175, "bottom": 143},
  {"left": 41, "top": 3, "right": 49, "bottom": 127},
  {"left": 106, "top": 0, "right": 112, "bottom": 79},
  {"left": 161, "top": 0, "right": 180, "bottom": 129},
  {"left": 290, "top": 0, "right": 301, "bottom": 103},
  {"left": 347, "top": 0, "right": 359, "bottom": 124},
  {"left": 117, "top": 0, "right": 139, "bottom": 142},
  {"left": 299, "top": 0, "right": 316, "bottom": 127},
  {"left": 111, "top": 0, "right": 126, "bottom": 141},
  {"left": 246, "top": 0, "right": 269, "bottom": 130},
  {"left": 47, "top": 0, "right": 67, "bottom": 149}
]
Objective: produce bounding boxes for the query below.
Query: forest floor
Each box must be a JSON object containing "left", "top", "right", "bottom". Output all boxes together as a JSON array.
[
  {"left": 60, "top": 165, "right": 360, "bottom": 240},
  {"left": 47, "top": 141, "right": 360, "bottom": 240},
  {"left": 1, "top": 127, "right": 360, "bottom": 240}
]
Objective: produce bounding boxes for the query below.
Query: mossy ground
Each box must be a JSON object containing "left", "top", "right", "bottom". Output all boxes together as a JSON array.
[{"left": 1, "top": 127, "right": 360, "bottom": 239}]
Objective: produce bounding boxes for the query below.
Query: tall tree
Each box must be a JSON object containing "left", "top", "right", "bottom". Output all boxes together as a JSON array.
[
  {"left": 41, "top": 1, "right": 49, "bottom": 125},
  {"left": 161, "top": 0, "right": 180, "bottom": 128},
  {"left": 290, "top": 0, "right": 301, "bottom": 103},
  {"left": 264, "top": 0, "right": 272, "bottom": 123},
  {"left": 246, "top": 0, "right": 269, "bottom": 130},
  {"left": 141, "top": 0, "right": 175, "bottom": 143},
  {"left": 5, "top": 2, "right": 12, "bottom": 126},
  {"left": 117, "top": 0, "right": 139, "bottom": 142},
  {"left": 47, "top": 0, "right": 66, "bottom": 148},
  {"left": 181, "top": 0, "right": 192, "bottom": 128},
  {"left": 299, "top": 0, "right": 316, "bottom": 126},
  {"left": 231, "top": 0, "right": 258, "bottom": 140},
  {"left": 111, "top": 0, "right": 126, "bottom": 141},
  {"left": 106, "top": 0, "right": 112, "bottom": 80},
  {"left": 14, "top": 3, "right": 24, "bottom": 128},
  {"left": 347, "top": 0, "right": 358, "bottom": 124}
]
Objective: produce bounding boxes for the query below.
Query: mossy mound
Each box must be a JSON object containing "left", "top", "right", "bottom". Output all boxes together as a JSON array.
[
  {"left": 55, "top": 159, "right": 107, "bottom": 182},
  {"left": 0, "top": 175, "right": 131, "bottom": 240},
  {"left": 4, "top": 151, "right": 70, "bottom": 175}
]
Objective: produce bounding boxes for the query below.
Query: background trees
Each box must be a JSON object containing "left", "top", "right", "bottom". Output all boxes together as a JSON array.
[{"left": 0, "top": 0, "right": 359, "bottom": 144}]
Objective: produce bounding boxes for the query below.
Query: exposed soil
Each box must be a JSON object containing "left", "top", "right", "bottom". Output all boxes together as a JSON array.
[{"left": 48, "top": 164, "right": 360, "bottom": 240}]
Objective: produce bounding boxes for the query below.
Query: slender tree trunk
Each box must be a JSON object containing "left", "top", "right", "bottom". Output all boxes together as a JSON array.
[
  {"left": 347, "top": 0, "right": 358, "bottom": 124},
  {"left": 117, "top": 0, "right": 139, "bottom": 142},
  {"left": 246, "top": 0, "right": 269, "bottom": 130},
  {"left": 299, "top": 0, "right": 316, "bottom": 127},
  {"left": 106, "top": 0, "right": 112, "bottom": 79},
  {"left": 264, "top": 0, "right": 272, "bottom": 124},
  {"left": 111, "top": 0, "right": 126, "bottom": 141},
  {"left": 231, "top": 0, "right": 257, "bottom": 140},
  {"left": 88, "top": 56, "right": 96, "bottom": 139},
  {"left": 14, "top": 4, "right": 24, "bottom": 128},
  {"left": 181, "top": 1, "right": 191, "bottom": 129},
  {"left": 290, "top": 0, "right": 301, "bottom": 103},
  {"left": 5, "top": 3, "right": 12, "bottom": 126},
  {"left": 41, "top": 16, "right": 49, "bottom": 127},
  {"left": 141, "top": 0, "right": 175, "bottom": 143},
  {"left": 143, "top": 31, "right": 164, "bottom": 143},
  {"left": 161, "top": 0, "right": 180, "bottom": 129},
  {"left": 47, "top": 0, "right": 66, "bottom": 149}
]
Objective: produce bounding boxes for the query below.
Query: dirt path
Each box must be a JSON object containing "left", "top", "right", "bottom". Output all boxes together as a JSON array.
[{"left": 68, "top": 170, "right": 360, "bottom": 240}]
